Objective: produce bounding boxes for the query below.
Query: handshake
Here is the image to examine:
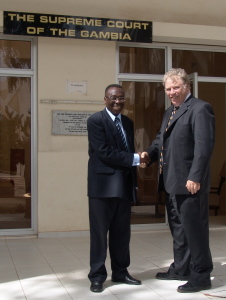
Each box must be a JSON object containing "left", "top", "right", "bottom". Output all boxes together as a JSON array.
[{"left": 138, "top": 152, "right": 150, "bottom": 168}]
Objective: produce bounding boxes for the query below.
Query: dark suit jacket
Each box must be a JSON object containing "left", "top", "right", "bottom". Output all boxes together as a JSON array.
[
  {"left": 87, "top": 109, "right": 137, "bottom": 201},
  {"left": 147, "top": 95, "right": 215, "bottom": 195}
]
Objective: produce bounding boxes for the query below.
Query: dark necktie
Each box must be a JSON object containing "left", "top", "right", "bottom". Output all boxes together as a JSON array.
[
  {"left": 165, "top": 106, "right": 179, "bottom": 132},
  {"left": 159, "top": 106, "right": 179, "bottom": 174},
  {"left": 114, "top": 116, "right": 128, "bottom": 152}
]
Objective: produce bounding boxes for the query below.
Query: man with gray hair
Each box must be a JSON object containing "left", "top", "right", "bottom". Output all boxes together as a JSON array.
[{"left": 145, "top": 68, "right": 215, "bottom": 293}]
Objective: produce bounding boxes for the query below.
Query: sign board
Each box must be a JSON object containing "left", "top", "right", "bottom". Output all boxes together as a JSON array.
[
  {"left": 4, "top": 11, "right": 152, "bottom": 43},
  {"left": 52, "top": 110, "right": 94, "bottom": 135}
]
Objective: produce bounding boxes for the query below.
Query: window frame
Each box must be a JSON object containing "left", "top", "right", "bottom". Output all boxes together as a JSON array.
[
  {"left": 117, "top": 42, "right": 226, "bottom": 230},
  {"left": 0, "top": 35, "right": 38, "bottom": 236}
]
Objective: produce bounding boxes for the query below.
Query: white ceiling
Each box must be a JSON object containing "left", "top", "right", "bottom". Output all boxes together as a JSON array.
[{"left": 1, "top": 0, "right": 226, "bottom": 27}]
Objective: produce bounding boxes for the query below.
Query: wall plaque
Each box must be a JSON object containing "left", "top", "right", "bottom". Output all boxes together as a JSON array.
[{"left": 52, "top": 110, "right": 94, "bottom": 135}]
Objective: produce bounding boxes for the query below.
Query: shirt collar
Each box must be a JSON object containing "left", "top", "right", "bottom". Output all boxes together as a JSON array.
[
  {"left": 177, "top": 92, "right": 191, "bottom": 108},
  {"left": 183, "top": 92, "right": 191, "bottom": 104},
  {"left": 105, "top": 107, "right": 121, "bottom": 122}
]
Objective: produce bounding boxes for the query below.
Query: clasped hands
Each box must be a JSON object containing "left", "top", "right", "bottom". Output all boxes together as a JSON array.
[{"left": 138, "top": 152, "right": 150, "bottom": 168}]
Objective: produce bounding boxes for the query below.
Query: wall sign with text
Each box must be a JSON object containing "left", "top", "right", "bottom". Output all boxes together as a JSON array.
[
  {"left": 52, "top": 110, "right": 93, "bottom": 136},
  {"left": 4, "top": 11, "right": 152, "bottom": 43}
]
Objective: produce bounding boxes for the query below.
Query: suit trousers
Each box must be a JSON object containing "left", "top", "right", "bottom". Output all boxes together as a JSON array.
[
  {"left": 88, "top": 197, "right": 131, "bottom": 283},
  {"left": 165, "top": 192, "right": 213, "bottom": 285}
]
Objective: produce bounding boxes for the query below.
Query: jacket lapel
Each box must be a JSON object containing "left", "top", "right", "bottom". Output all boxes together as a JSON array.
[
  {"left": 162, "top": 108, "right": 172, "bottom": 130},
  {"left": 102, "top": 109, "right": 117, "bottom": 134},
  {"left": 102, "top": 109, "right": 127, "bottom": 150},
  {"left": 164, "top": 96, "right": 192, "bottom": 132},
  {"left": 121, "top": 115, "right": 132, "bottom": 152}
]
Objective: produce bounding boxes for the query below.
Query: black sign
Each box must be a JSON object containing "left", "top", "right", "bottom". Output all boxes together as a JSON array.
[{"left": 4, "top": 11, "right": 152, "bottom": 43}]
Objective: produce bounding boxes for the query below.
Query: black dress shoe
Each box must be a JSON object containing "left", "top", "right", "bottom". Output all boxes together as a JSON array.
[
  {"left": 156, "top": 272, "right": 178, "bottom": 280},
  {"left": 177, "top": 282, "right": 212, "bottom": 293},
  {"left": 90, "top": 281, "right": 103, "bottom": 293},
  {"left": 156, "top": 272, "right": 189, "bottom": 281},
  {"left": 112, "top": 274, "right": 141, "bottom": 285}
]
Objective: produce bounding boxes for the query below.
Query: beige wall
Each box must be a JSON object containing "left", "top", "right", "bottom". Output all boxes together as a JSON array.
[
  {"left": 36, "top": 25, "right": 225, "bottom": 233},
  {"left": 38, "top": 37, "right": 116, "bottom": 233},
  {"left": 1, "top": 6, "right": 226, "bottom": 234},
  {"left": 1, "top": 0, "right": 226, "bottom": 28},
  {"left": 153, "top": 22, "right": 226, "bottom": 46}
]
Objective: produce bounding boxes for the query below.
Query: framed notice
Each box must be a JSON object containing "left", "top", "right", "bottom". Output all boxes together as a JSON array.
[{"left": 52, "top": 110, "right": 94, "bottom": 135}]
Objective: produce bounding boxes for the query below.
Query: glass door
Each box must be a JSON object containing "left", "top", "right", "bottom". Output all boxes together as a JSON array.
[
  {"left": 118, "top": 45, "right": 167, "bottom": 224},
  {"left": 0, "top": 38, "right": 34, "bottom": 232},
  {"left": 0, "top": 76, "right": 31, "bottom": 229},
  {"left": 189, "top": 72, "right": 198, "bottom": 97},
  {"left": 198, "top": 82, "right": 226, "bottom": 216},
  {"left": 120, "top": 81, "right": 166, "bottom": 224},
  {"left": 118, "top": 43, "right": 226, "bottom": 225},
  {"left": 187, "top": 74, "right": 225, "bottom": 216},
  {"left": 172, "top": 48, "right": 226, "bottom": 218}
]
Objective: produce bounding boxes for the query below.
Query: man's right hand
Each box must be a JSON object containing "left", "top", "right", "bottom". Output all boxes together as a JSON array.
[{"left": 138, "top": 152, "right": 150, "bottom": 168}]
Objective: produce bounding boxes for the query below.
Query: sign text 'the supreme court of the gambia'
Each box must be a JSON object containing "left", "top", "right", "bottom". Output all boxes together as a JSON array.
[{"left": 4, "top": 11, "right": 152, "bottom": 43}]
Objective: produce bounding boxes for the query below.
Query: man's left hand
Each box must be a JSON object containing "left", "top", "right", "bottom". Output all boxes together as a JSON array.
[{"left": 186, "top": 180, "right": 200, "bottom": 194}]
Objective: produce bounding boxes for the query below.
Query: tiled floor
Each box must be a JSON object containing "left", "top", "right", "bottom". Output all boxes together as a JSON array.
[{"left": 0, "top": 216, "right": 225, "bottom": 300}]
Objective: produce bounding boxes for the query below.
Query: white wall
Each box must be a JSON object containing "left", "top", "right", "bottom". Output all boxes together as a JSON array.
[{"left": 38, "top": 37, "right": 116, "bottom": 233}]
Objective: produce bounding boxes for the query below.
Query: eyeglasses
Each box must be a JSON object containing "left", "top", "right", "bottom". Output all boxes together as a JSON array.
[{"left": 105, "top": 96, "right": 125, "bottom": 102}]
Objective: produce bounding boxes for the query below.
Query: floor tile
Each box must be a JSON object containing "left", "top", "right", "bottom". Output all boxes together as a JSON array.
[
  {"left": 0, "top": 281, "right": 26, "bottom": 300},
  {"left": 0, "top": 218, "right": 225, "bottom": 300},
  {"left": 20, "top": 276, "right": 71, "bottom": 300}
]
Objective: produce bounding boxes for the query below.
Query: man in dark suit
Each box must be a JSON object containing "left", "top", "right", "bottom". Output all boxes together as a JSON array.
[
  {"left": 145, "top": 68, "right": 215, "bottom": 293},
  {"left": 87, "top": 84, "right": 148, "bottom": 293}
]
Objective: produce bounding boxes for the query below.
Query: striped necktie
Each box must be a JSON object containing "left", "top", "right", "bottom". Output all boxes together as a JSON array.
[
  {"left": 165, "top": 106, "right": 179, "bottom": 132},
  {"left": 159, "top": 106, "right": 179, "bottom": 174},
  {"left": 114, "top": 116, "right": 128, "bottom": 152}
]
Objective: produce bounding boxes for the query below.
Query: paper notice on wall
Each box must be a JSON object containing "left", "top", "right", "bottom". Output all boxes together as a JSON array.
[{"left": 66, "top": 80, "right": 87, "bottom": 95}]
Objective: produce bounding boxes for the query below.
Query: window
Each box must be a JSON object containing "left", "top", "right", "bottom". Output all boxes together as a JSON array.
[
  {"left": 119, "top": 46, "right": 165, "bottom": 74},
  {"left": 0, "top": 40, "right": 31, "bottom": 69},
  {"left": 0, "top": 37, "right": 35, "bottom": 233},
  {"left": 172, "top": 50, "right": 226, "bottom": 77}
]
